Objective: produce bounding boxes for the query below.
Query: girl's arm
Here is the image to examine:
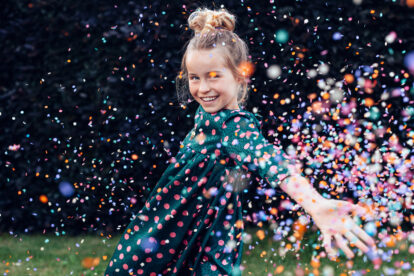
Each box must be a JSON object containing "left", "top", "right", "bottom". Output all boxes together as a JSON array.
[
  {"left": 278, "top": 169, "right": 325, "bottom": 218},
  {"left": 279, "top": 171, "right": 377, "bottom": 259},
  {"left": 221, "top": 112, "right": 376, "bottom": 259}
]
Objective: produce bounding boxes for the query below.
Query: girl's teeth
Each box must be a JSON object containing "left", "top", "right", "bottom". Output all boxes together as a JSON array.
[{"left": 202, "top": 97, "right": 217, "bottom": 102}]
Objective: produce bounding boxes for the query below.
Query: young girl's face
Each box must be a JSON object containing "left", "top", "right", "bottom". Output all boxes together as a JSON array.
[{"left": 186, "top": 48, "right": 243, "bottom": 113}]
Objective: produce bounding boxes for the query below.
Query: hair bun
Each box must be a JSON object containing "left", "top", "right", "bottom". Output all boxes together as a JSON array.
[{"left": 188, "top": 8, "right": 236, "bottom": 34}]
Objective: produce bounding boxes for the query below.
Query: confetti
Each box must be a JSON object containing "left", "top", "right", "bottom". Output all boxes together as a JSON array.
[{"left": 2, "top": 2, "right": 413, "bottom": 275}]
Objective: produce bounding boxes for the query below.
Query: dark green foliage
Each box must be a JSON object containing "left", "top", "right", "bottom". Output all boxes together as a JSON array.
[{"left": 1, "top": 0, "right": 413, "bottom": 234}]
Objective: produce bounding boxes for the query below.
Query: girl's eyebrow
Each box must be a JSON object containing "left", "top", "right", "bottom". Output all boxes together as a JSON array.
[{"left": 188, "top": 70, "right": 223, "bottom": 75}]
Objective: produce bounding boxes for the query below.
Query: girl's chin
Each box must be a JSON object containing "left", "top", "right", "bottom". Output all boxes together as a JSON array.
[
  {"left": 199, "top": 100, "right": 220, "bottom": 109},
  {"left": 202, "top": 105, "right": 219, "bottom": 111},
  {"left": 201, "top": 105, "right": 223, "bottom": 113}
]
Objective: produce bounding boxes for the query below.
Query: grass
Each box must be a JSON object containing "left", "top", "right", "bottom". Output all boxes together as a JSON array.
[
  {"left": 242, "top": 226, "right": 413, "bottom": 275},
  {"left": 0, "top": 226, "right": 413, "bottom": 275}
]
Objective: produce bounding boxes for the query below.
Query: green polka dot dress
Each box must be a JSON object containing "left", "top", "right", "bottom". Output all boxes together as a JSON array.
[{"left": 105, "top": 105, "right": 291, "bottom": 276}]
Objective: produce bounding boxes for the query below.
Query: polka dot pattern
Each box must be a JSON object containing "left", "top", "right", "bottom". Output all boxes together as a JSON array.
[{"left": 105, "top": 105, "right": 290, "bottom": 275}]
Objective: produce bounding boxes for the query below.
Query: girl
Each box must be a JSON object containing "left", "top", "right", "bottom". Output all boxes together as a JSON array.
[{"left": 105, "top": 7, "right": 376, "bottom": 276}]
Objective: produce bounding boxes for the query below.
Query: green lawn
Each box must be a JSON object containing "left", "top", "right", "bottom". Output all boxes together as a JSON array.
[{"left": 0, "top": 226, "right": 413, "bottom": 275}]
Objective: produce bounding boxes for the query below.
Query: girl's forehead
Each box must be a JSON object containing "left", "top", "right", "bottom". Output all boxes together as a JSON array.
[
  {"left": 189, "top": 47, "right": 224, "bottom": 55},
  {"left": 186, "top": 48, "right": 228, "bottom": 71}
]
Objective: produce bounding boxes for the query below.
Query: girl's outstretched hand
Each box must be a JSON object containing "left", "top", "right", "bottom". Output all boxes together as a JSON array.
[
  {"left": 309, "top": 198, "right": 377, "bottom": 259},
  {"left": 279, "top": 173, "right": 377, "bottom": 260}
]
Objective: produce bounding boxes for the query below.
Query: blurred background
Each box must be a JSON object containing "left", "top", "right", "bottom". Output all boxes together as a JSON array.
[{"left": 1, "top": 0, "right": 413, "bottom": 239}]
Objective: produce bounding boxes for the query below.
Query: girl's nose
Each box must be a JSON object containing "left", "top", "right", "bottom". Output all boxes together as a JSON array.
[{"left": 199, "top": 78, "right": 210, "bottom": 92}]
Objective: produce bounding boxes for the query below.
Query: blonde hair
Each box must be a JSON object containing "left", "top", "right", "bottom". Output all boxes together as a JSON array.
[{"left": 176, "top": 7, "right": 251, "bottom": 109}]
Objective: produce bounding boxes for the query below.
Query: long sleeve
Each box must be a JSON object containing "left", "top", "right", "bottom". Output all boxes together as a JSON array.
[{"left": 220, "top": 112, "right": 291, "bottom": 188}]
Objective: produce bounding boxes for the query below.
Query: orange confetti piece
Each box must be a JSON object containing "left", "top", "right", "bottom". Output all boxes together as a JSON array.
[
  {"left": 256, "top": 229, "right": 265, "bottom": 240},
  {"left": 238, "top": 61, "right": 255, "bottom": 77},
  {"left": 308, "top": 93, "right": 317, "bottom": 101},
  {"left": 311, "top": 101, "right": 323, "bottom": 114},
  {"left": 385, "top": 236, "right": 396, "bottom": 247},
  {"left": 39, "top": 195, "right": 48, "bottom": 204},
  {"left": 310, "top": 257, "right": 320, "bottom": 268},
  {"left": 274, "top": 265, "right": 284, "bottom": 274},
  {"left": 344, "top": 74, "right": 354, "bottom": 83},
  {"left": 209, "top": 71, "right": 217, "bottom": 78},
  {"left": 81, "top": 257, "right": 100, "bottom": 269},
  {"left": 292, "top": 219, "right": 307, "bottom": 240},
  {"left": 364, "top": 98, "right": 374, "bottom": 107},
  {"left": 235, "top": 220, "right": 244, "bottom": 229}
]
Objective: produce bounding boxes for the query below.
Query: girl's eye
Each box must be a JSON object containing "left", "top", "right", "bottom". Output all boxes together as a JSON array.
[
  {"left": 189, "top": 73, "right": 219, "bottom": 81},
  {"left": 209, "top": 72, "right": 219, "bottom": 78}
]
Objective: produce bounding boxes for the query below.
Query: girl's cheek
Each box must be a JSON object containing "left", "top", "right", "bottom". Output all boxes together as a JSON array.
[{"left": 191, "top": 84, "right": 198, "bottom": 92}]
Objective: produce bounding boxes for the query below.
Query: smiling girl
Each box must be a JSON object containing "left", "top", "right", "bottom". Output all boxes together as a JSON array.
[{"left": 105, "top": 7, "right": 376, "bottom": 276}]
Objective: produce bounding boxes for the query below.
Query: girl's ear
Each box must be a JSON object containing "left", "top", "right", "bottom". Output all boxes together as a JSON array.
[
  {"left": 233, "top": 70, "right": 243, "bottom": 83},
  {"left": 236, "top": 74, "right": 247, "bottom": 85},
  {"left": 235, "top": 67, "right": 249, "bottom": 84}
]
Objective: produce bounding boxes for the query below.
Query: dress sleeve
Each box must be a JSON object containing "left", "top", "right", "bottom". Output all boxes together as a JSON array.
[{"left": 221, "top": 112, "right": 292, "bottom": 188}]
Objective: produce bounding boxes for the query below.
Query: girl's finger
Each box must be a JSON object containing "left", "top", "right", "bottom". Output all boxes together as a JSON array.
[
  {"left": 322, "top": 233, "right": 337, "bottom": 258},
  {"left": 344, "top": 230, "right": 369, "bottom": 253},
  {"left": 352, "top": 224, "right": 376, "bottom": 247},
  {"left": 334, "top": 233, "right": 354, "bottom": 259}
]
